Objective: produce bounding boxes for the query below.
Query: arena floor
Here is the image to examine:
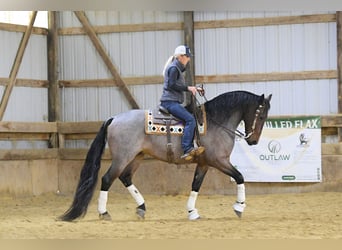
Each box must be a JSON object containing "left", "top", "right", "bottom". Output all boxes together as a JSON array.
[{"left": 0, "top": 191, "right": 341, "bottom": 239}]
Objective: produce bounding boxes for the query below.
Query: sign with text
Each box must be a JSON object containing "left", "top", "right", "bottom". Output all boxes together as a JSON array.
[{"left": 231, "top": 116, "right": 322, "bottom": 182}]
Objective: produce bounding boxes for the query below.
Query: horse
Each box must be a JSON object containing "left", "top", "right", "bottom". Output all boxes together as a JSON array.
[{"left": 59, "top": 90, "right": 272, "bottom": 221}]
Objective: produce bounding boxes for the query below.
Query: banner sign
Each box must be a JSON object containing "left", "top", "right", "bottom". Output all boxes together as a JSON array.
[{"left": 230, "top": 116, "right": 322, "bottom": 182}]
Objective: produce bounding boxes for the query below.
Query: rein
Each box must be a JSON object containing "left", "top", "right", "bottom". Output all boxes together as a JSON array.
[{"left": 196, "top": 91, "right": 264, "bottom": 140}]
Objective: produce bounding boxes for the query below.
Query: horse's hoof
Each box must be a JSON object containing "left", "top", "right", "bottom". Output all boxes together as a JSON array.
[
  {"left": 188, "top": 209, "right": 200, "bottom": 220},
  {"left": 99, "top": 211, "right": 112, "bottom": 221},
  {"left": 234, "top": 210, "right": 242, "bottom": 218},
  {"left": 136, "top": 208, "right": 145, "bottom": 219},
  {"left": 232, "top": 202, "right": 246, "bottom": 218}
]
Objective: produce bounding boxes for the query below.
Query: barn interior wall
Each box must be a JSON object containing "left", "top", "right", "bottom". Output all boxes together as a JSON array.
[
  {"left": 0, "top": 11, "right": 341, "bottom": 197},
  {"left": 1, "top": 158, "right": 341, "bottom": 197}
]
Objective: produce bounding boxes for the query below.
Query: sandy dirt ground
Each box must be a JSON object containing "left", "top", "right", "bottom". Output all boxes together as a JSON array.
[{"left": 0, "top": 191, "right": 341, "bottom": 239}]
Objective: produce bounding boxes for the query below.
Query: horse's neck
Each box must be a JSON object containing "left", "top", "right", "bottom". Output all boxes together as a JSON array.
[{"left": 227, "top": 111, "right": 243, "bottom": 130}]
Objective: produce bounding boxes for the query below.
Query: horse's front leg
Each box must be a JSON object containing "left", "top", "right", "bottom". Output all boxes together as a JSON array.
[
  {"left": 187, "top": 163, "right": 208, "bottom": 220},
  {"left": 214, "top": 158, "right": 246, "bottom": 218}
]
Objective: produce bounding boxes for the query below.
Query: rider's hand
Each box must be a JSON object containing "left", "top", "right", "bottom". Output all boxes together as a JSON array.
[{"left": 187, "top": 86, "right": 197, "bottom": 96}]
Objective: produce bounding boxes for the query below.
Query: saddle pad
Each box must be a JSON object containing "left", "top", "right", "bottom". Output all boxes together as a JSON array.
[{"left": 145, "top": 109, "right": 206, "bottom": 136}]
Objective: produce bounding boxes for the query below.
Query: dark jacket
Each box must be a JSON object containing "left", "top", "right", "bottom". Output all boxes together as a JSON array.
[{"left": 160, "top": 58, "right": 188, "bottom": 103}]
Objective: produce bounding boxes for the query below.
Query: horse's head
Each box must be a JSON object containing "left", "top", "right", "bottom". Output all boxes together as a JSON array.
[{"left": 243, "top": 94, "right": 272, "bottom": 145}]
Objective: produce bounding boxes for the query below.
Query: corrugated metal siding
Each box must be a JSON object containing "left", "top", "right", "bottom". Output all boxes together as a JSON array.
[
  {"left": 59, "top": 11, "right": 184, "bottom": 123},
  {"left": 0, "top": 31, "right": 48, "bottom": 122},
  {"left": 194, "top": 11, "right": 337, "bottom": 115},
  {"left": 0, "top": 24, "right": 48, "bottom": 149}
]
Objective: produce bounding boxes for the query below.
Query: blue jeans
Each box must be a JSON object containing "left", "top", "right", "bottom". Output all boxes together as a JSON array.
[{"left": 161, "top": 101, "right": 196, "bottom": 153}]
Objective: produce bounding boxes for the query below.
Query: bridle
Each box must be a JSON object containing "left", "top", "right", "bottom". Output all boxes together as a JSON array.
[
  {"left": 239, "top": 104, "right": 265, "bottom": 139},
  {"left": 195, "top": 88, "right": 266, "bottom": 140}
]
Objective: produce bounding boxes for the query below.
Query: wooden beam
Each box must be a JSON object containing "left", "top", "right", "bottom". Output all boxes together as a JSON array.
[
  {"left": 73, "top": 11, "right": 139, "bottom": 109},
  {"left": 0, "top": 78, "right": 49, "bottom": 88},
  {"left": 195, "top": 13, "right": 336, "bottom": 30},
  {"left": 184, "top": 11, "right": 195, "bottom": 105},
  {"left": 0, "top": 149, "right": 58, "bottom": 160},
  {"left": 58, "top": 22, "right": 183, "bottom": 35},
  {"left": 0, "top": 121, "right": 57, "bottom": 133},
  {"left": 337, "top": 12, "right": 342, "bottom": 141},
  {"left": 57, "top": 70, "right": 337, "bottom": 88},
  {"left": 196, "top": 70, "right": 337, "bottom": 83},
  {"left": 58, "top": 76, "right": 163, "bottom": 88},
  {"left": 0, "top": 11, "right": 37, "bottom": 121},
  {"left": 57, "top": 121, "right": 102, "bottom": 134},
  {"left": 47, "top": 11, "right": 60, "bottom": 149},
  {"left": 57, "top": 14, "right": 335, "bottom": 36},
  {"left": 0, "top": 22, "right": 48, "bottom": 35}
]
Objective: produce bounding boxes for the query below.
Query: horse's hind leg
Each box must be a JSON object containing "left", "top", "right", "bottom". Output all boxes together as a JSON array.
[
  {"left": 97, "top": 160, "right": 122, "bottom": 220},
  {"left": 118, "top": 154, "right": 146, "bottom": 219}
]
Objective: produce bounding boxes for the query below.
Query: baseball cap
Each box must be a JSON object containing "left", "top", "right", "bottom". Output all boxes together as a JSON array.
[{"left": 174, "top": 45, "right": 192, "bottom": 57}]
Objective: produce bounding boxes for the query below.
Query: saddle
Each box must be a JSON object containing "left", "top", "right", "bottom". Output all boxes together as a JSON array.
[
  {"left": 145, "top": 105, "right": 206, "bottom": 136},
  {"left": 145, "top": 105, "right": 206, "bottom": 163}
]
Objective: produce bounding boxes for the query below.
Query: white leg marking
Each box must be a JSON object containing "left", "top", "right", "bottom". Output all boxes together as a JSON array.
[
  {"left": 127, "top": 184, "right": 145, "bottom": 206},
  {"left": 98, "top": 190, "right": 108, "bottom": 214},
  {"left": 233, "top": 184, "right": 246, "bottom": 215},
  {"left": 237, "top": 183, "right": 246, "bottom": 203},
  {"left": 187, "top": 191, "right": 200, "bottom": 220}
]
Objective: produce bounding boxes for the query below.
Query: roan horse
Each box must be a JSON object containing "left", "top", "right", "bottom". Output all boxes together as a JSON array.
[{"left": 60, "top": 90, "right": 272, "bottom": 221}]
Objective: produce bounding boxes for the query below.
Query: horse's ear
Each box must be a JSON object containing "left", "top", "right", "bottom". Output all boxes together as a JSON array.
[
  {"left": 259, "top": 94, "right": 265, "bottom": 104},
  {"left": 266, "top": 94, "right": 272, "bottom": 102}
]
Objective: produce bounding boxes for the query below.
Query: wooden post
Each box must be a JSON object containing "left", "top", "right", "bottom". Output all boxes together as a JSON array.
[
  {"left": 47, "top": 11, "right": 60, "bottom": 122},
  {"left": 0, "top": 11, "right": 37, "bottom": 120},
  {"left": 337, "top": 11, "right": 342, "bottom": 141},
  {"left": 184, "top": 11, "right": 195, "bottom": 105},
  {"left": 74, "top": 11, "right": 140, "bottom": 109},
  {"left": 47, "top": 11, "right": 60, "bottom": 148}
]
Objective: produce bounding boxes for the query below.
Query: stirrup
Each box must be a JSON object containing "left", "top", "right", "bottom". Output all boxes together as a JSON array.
[
  {"left": 181, "top": 148, "right": 196, "bottom": 161},
  {"left": 195, "top": 146, "right": 205, "bottom": 156}
]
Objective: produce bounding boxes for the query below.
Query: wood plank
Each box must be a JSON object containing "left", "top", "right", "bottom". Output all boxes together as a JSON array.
[
  {"left": 0, "top": 11, "right": 37, "bottom": 120},
  {"left": 337, "top": 12, "right": 342, "bottom": 142},
  {"left": 58, "top": 148, "right": 112, "bottom": 160},
  {"left": 47, "top": 11, "right": 61, "bottom": 129},
  {"left": 322, "top": 143, "right": 342, "bottom": 155},
  {"left": 0, "top": 22, "right": 48, "bottom": 35},
  {"left": 0, "top": 78, "right": 49, "bottom": 88},
  {"left": 322, "top": 127, "right": 337, "bottom": 136},
  {"left": 0, "top": 122, "right": 57, "bottom": 133},
  {"left": 321, "top": 115, "right": 342, "bottom": 127},
  {"left": 58, "top": 70, "right": 336, "bottom": 88},
  {"left": 0, "top": 133, "right": 50, "bottom": 140},
  {"left": 58, "top": 76, "right": 163, "bottom": 88},
  {"left": 196, "top": 70, "right": 337, "bottom": 84},
  {"left": 58, "top": 22, "right": 183, "bottom": 35},
  {"left": 184, "top": 11, "right": 195, "bottom": 106},
  {"left": 195, "top": 13, "right": 336, "bottom": 30},
  {"left": 57, "top": 121, "right": 102, "bottom": 134},
  {"left": 0, "top": 149, "right": 58, "bottom": 160},
  {"left": 64, "top": 134, "right": 97, "bottom": 140},
  {"left": 74, "top": 11, "right": 139, "bottom": 109}
]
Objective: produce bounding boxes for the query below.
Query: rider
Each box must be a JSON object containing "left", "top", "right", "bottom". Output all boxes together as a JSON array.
[{"left": 160, "top": 45, "right": 205, "bottom": 161}]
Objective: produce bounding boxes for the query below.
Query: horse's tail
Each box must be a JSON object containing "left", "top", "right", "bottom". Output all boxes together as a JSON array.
[{"left": 59, "top": 117, "right": 114, "bottom": 222}]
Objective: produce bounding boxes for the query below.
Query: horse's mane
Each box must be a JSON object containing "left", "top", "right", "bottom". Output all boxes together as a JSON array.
[{"left": 204, "top": 90, "right": 262, "bottom": 123}]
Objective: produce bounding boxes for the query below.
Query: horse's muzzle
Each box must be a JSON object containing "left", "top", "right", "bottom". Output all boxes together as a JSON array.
[{"left": 246, "top": 140, "right": 257, "bottom": 145}]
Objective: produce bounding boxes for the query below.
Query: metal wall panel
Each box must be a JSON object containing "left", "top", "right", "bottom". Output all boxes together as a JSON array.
[
  {"left": 194, "top": 11, "right": 337, "bottom": 116},
  {"left": 0, "top": 31, "right": 48, "bottom": 122},
  {"left": 0, "top": 27, "right": 48, "bottom": 148},
  {"left": 58, "top": 11, "right": 184, "bottom": 125}
]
